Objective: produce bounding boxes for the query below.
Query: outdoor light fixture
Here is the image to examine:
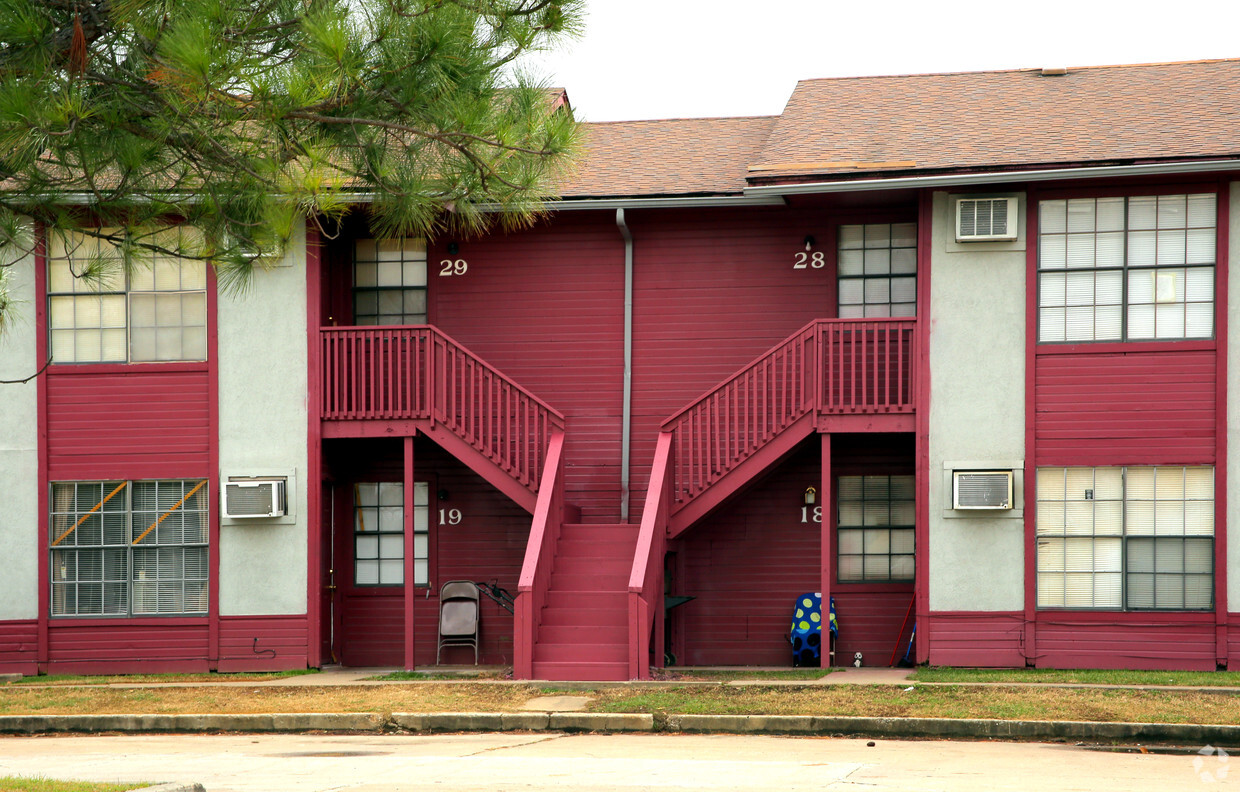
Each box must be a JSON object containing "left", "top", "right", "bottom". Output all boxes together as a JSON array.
[
  {"left": 447, "top": 242, "right": 459, "bottom": 255},
  {"left": 804, "top": 486, "right": 816, "bottom": 505},
  {"left": 803, "top": 235, "right": 815, "bottom": 251},
  {"left": 437, "top": 489, "right": 450, "bottom": 502}
]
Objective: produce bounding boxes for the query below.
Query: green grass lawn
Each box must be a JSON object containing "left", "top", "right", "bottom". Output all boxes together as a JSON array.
[
  {"left": 910, "top": 666, "right": 1240, "bottom": 687},
  {"left": 0, "top": 778, "right": 147, "bottom": 791},
  {"left": 667, "top": 668, "right": 833, "bottom": 681}
]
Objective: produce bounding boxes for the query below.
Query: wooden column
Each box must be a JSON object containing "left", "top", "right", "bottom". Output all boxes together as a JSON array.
[
  {"left": 403, "top": 435, "right": 416, "bottom": 672},
  {"left": 819, "top": 432, "right": 832, "bottom": 668}
]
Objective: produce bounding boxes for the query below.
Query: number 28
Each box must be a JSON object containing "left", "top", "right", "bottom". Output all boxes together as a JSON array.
[{"left": 793, "top": 251, "right": 826, "bottom": 269}]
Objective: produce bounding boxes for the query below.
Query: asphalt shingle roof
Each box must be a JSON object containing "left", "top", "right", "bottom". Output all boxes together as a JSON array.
[
  {"left": 751, "top": 59, "right": 1240, "bottom": 180},
  {"left": 557, "top": 59, "right": 1240, "bottom": 198},
  {"left": 559, "top": 116, "right": 777, "bottom": 198}
]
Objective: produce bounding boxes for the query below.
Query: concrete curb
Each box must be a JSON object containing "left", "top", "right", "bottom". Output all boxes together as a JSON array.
[
  {"left": 665, "top": 714, "right": 1240, "bottom": 745},
  {"left": 390, "top": 712, "right": 653, "bottom": 732},
  {"left": 0, "top": 713, "right": 385, "bottom": 734},
  {"left": 129, "top": 784, "right": 204, "bottom": 792},
  {"left": 5, "top": 711, "right": 1239, "bottom": 745}
]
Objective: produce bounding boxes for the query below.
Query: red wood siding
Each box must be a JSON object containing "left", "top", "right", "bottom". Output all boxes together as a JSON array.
[
  {"left": 629, "top": 208, "right": 847, "bottom": 513},
  {"left": 673, "top": 434, "right": 914, "bottom": 666},
  {"left": 46, "top": 620, "right": 210, "bottom": 674},
  {"left": 338, "top": 592, "right": 404, "bottom": 667},
  {"left": 925, "top": 612, "right": 1025, "bottom": 667},
  {"left": 1034, "top": 347, "right": 1216, "bottom": 464},
  {"left": 1034, "top": 614, "right": 1216, "bottom": 670},
  {"left": 323, "top": 437, "right": 529, "bottom": 666},
  {"left": 428, "top": 214, "right": 625, "bottom": 522},
  {"left": 217, "top": 615, "right": 309, "bottom": 672},
  {"left": 0, "top": 620, "right": 38, "bottom": 674},
  {"left": 46, "top": 366, "right": 212, "bottom": 480},
  {"left": 1230, "top": 615, "right": 1240, "bottom": 670}
]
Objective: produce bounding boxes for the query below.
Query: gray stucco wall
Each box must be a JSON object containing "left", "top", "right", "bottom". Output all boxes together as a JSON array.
[
  {"left": 0, "top": 238, "right": 40, "bottom": 620},
  {"left": 216, "top": 224, "right": 309, "bottom": 616},
  {"left": 927, "top": 191, "right": 1027, "bottom": 612},
  {"left": 1229, "top": 182, "right": 1240, "bottom": 612}
]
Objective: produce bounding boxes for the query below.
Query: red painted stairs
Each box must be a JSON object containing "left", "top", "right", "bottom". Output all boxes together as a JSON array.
[{"left": 531, "top": 523, "right": 638, "bottom": 681}]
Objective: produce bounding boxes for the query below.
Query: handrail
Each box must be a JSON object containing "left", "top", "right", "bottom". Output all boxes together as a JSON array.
[
  {"left": 514, "top": 429, "right": 566, "bottom": 679},
  {"left": 660, "top": 318, "right": 916, "bottom": 510},
  {"left": 320, "top": 325, "right": 565, "bottom": 493},
  {"left": 628, "top": 431, "right": 673, "bottom": 679}
]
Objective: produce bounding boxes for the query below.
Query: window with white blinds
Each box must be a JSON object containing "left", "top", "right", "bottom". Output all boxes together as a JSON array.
[
  {"left": 353, "top": 481, "right": 429, "bottom": 586},
  {"left": 837, "top": 475, "right": 915, "bottom": 582},
  {"left": 838, "top": 223, "right": 917, "bottom": 318},
  {"left": 1037, "top": 194, "right": 1215, "bottom": 343},
  {"left": 1036, "top": 466, "right": 1213, "bottom": 610},
  {"left": 47, "top": 229, "right": 208, "bottom": 363},
  {"left": 49, "top": 480, "right": 209, "bottom": 617}
]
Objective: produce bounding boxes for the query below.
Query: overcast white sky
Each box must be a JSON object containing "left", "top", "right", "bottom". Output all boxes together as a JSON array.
[{"left": 524, "top": 0, "right": 1239, "bottom": 122}]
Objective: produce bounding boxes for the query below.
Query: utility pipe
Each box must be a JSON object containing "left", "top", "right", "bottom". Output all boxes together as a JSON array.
[{"left": 616, "top": 208, "right": 633, "bottom": 522}]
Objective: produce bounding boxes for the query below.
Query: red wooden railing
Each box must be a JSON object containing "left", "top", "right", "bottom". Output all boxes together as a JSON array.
[
  {"left": 661, "top": 318, "right": 915, "bottom": 509},
  {"left": 321, "top": 326, "right": 566, "bottom": 494},
  {"left": 514, "top": 430, "right": 567, "bottom": 679},
  {"left": 628, "top": 432, "right": 672, "bottom": 680}
]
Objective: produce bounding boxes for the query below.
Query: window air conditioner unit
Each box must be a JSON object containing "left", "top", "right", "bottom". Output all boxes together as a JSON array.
[
  {"left": 224, "top": 479, "right": 286, "bottom": 519},
  {"left": 953, "top": 470, "right": 1014, "bottom": 510},
  {"left": 955, "top": 196, "right": 1019, "bottom": 241}
]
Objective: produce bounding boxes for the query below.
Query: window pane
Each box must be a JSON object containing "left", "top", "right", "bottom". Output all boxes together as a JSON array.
[
  {"left": 1040, "top": 200, "right": 1067, "bottom": 234},
  {"left": 839, "top": 250, "right": 863, "bottom": 276}
]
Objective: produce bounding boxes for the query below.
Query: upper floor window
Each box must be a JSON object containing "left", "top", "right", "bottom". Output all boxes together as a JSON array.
[
  {"left": 1037, "top": 194, "right": 1216, "bottom": 343},
  {"left": 47, "top": 230, "right": 208, "bottom": 363},
  {"left": 838, "top": 223, "right": 917, "bottom": 318},
  {"left": 353, "top": 239, "right": 427, "bottom": 325}
]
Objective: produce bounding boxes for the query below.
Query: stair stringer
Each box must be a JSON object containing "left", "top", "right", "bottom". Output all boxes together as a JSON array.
[{"left": 667, "top": 412, "right": 816, "bottom": 539}]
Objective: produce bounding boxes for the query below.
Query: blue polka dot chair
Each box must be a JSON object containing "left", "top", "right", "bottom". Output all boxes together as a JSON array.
[{"left": 789, "top": 593, "right": 838, "bottom": 667}]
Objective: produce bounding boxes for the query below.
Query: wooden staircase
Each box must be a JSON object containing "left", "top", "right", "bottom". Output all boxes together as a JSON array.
[{"left": 530, "top": 523, "right": 637, "bottom": 680}]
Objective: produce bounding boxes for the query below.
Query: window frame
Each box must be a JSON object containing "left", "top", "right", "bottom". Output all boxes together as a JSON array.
[
  {"left": 836, "top": 222, "right": 919, "bottom": 319},
  {"left": 836, "top": 474, "right": 916, "bottom": 584},
  {"left": 1034, "top": 465, "right": 1215, "bottom": 612},
  {"left": 352, "top": 238, "right": 429, "bottom": 326},
  {"left": 1034, "top": 188, "right": 1220, "bottom": 345},
  {"left": 45, "top": 229, "right": 210, "bottom": 365},
  {"left": 352, "top": 481, "right": 430, "bottom": 588},
  {"left": 48, "top": 479, "right": 210, "bottom": 618}
]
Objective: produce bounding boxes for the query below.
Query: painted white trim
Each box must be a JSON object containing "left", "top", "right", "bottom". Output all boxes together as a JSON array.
[{"left": 745, "top": 159, "right": 1240, "bottom": 196}]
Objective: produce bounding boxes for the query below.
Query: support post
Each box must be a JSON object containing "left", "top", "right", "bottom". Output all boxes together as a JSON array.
[
  {"left": 820, "top": 432, "right": 832, "bottom": 668},
  {"left": 403, "top": 435, "right": 416, "bottom": 672}
]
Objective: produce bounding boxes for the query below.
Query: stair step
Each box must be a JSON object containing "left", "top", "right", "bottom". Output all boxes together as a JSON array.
[
  {"left": 553, "top": 556, "right": 631, "bottom": 577},
  {"left": 559, "top": 523, "right": 636, "bottom": 542},
  {"left": 533, "top": 641, "right": 628, "bottom": 663},
  {"left": 545, "top": 591, "right": 627, "bottom": 610},
  {"left": 541, "top": 606, "right": 627, "bottom": 626},
  {"left": 537, "top": 624, "right": 629, "bottom": 644},
  {"left": 556, "top": 538, "right": 637, "bottom": 558},
  {"left": 531, "top": 661, "right": 630, "bottom": 681},
  {"left": 550, "top": 571, "right": 627, "bottom": 592}
]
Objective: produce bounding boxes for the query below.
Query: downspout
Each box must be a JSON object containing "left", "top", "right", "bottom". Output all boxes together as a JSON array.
[{"left": 617, "top": 209, "right": 633, "bottom": 522}]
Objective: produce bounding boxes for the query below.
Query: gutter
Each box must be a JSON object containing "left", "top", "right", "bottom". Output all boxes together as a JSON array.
[
  {"left": 616, "top": 208, "right": 633, "bottom": 523},
  {"left": 743, "top": 158, "right": 1240, "bottom": 196}
]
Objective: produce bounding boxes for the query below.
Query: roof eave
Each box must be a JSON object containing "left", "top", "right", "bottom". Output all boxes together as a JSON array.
[{"left": 744, "top": 157, "right": 1240, "bottom": 196}]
